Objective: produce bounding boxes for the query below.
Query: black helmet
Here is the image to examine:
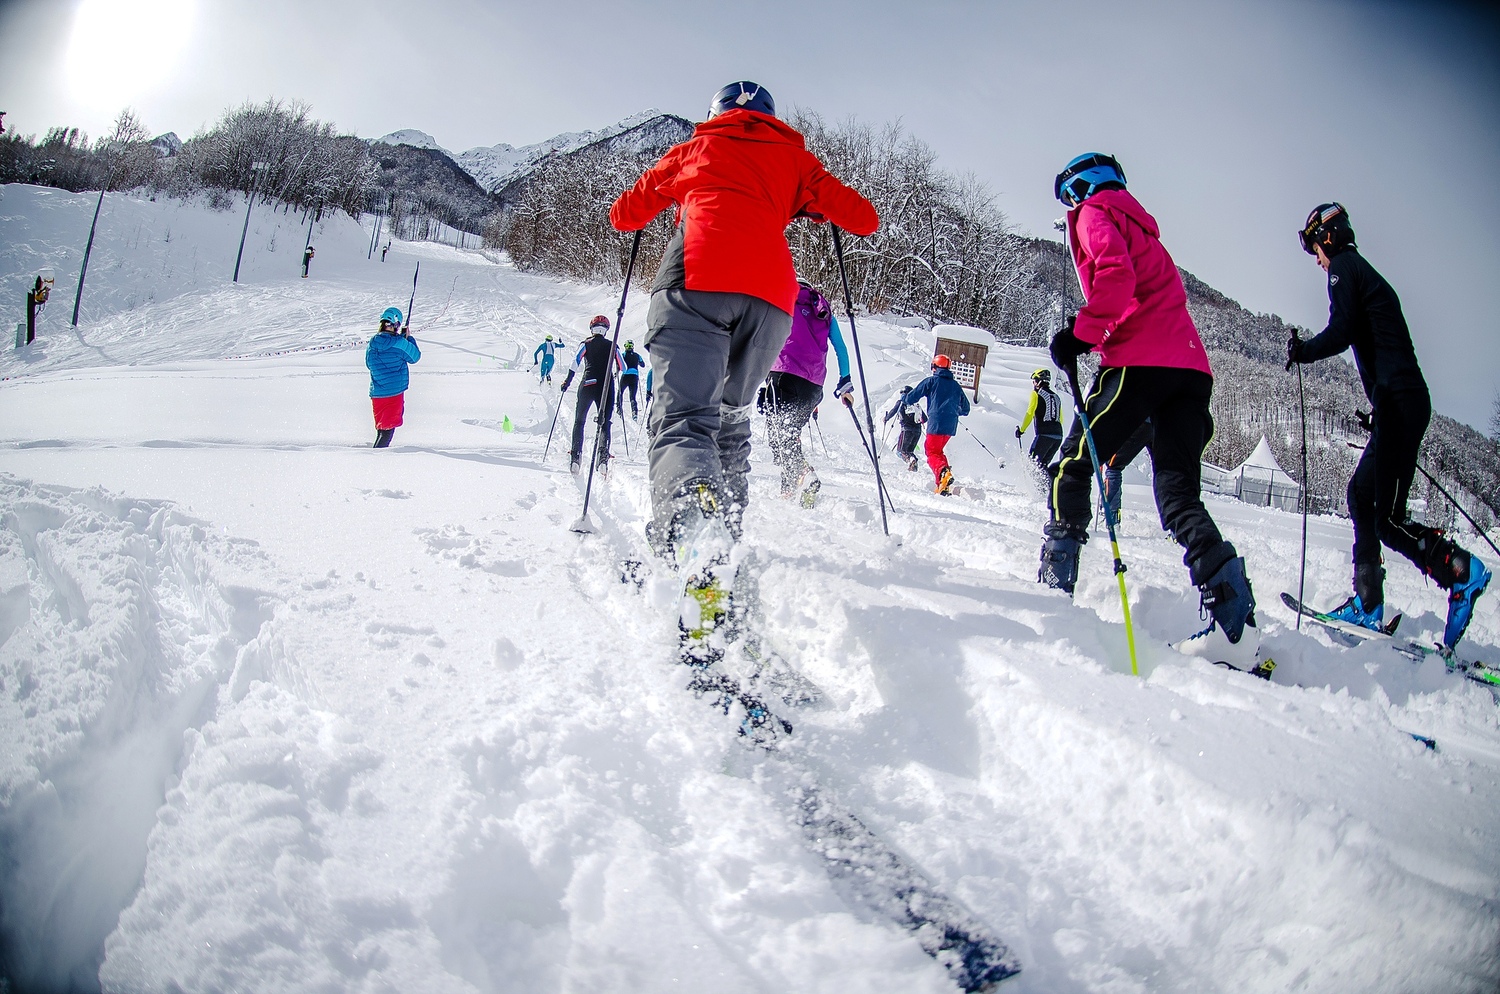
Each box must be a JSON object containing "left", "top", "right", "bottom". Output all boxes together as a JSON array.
[
  {"left": 709, "top": 81, "right": 775, "bottom": 119},
  {"left": 1299, "top": 202, "right": 1356, "bottom": 256},
  {"left": 901, "top": 384, "right": 913, "bottom": 394}
]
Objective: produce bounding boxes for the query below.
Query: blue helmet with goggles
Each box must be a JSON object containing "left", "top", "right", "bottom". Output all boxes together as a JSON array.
[
  {"left": 1054, "top": 152, "right": 1127, "bottom": 207},
  {"left": 709, "top": 81, "right": 775, "bottom": 119},
  {"left": 380, "top": 306, "right": 403, "bottom": 326}
]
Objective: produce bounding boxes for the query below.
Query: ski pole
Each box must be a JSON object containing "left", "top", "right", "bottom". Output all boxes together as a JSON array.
[
  {"left": 963, "top": 424, "right": 1005, "bottom": 468},
  {"left": 844, "top": 401, "right": 898, "bottom": 511},
  {"left": 576, "top": 231, "right": 642, "bottom": 531},
  {"left": 1294, "top": 362, "right": 1309, "bottom": 631},
  {"left": 831, "top": 226, "right": 890, "bottom": 536},
  {"left": 542, "top": 393, "right": 565, "bottom": 463},
  {"left": 403, "top": 262, "right": 420, "bottom": 333},
  {"left": 1064, "top": 361, "right": 1139, "bottom": 676},
  {"left": 1416, "top": 462, "right": 1500, "bottom": 559},
  {"left": 812, "top": 411, "right": 830, "bottom": 457}
]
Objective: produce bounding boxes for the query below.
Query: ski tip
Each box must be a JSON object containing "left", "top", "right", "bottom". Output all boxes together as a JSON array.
[
  {"left": 569, "top": 515, "right": 597, "bottom": 534},
  {"left": 1408, "top": 732, "right": 1438, "bottom": 750}
]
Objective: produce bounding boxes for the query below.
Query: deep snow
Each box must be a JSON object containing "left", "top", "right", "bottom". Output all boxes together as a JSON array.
[{"left": 1, "top": 184, "right": 1498, "bottom": 993}]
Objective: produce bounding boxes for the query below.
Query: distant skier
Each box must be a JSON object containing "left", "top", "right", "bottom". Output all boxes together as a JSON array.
[
  {"left": 560, "top": 316, "right": 623, "bottom": 474},
  {"left": 618, "top": 340, "right": 648, "bottom": 419},
  {"left": 1288, "top": 202, "right": 1490, "bottom": 649},
  {"left": 609, "top": 80, "right": 878, "bottom": 566},
  {"left": 903, "top": 355, "right": 970, "bottom": 495},
  {"left": 1016, "top": 368, "right": 1064, "bottom": 472},
  {"left": 1102, "top": 419, "right": 1154, "bottom": 525},
  {"left": 531, "top": 334, "right": 564, "bottom": 384},
  {"left": 381, "top": 241, "right": 390, "bottom": 262},
  {"left": 883, "top": 384, "right": 925, "bottom": 471},
  {"left": 1044, "top": 152, "right": 1257, "bottom": 667},
  {"left": 302, "top": 245, "right": 315, "bottom": 278},
  {"left": 365, "top": 306, "right": 420, "bottom": 448},
  {"left": 765, "top": 281, "right": 852, "bottom": 505}
]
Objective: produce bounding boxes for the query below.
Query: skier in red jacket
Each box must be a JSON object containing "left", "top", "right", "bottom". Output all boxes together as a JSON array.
[{"left": 610, "top": 81, "right": 878, "bottom": 565}]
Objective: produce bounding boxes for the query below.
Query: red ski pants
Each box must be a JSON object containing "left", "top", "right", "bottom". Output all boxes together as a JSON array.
[
  {"left": 925, "top": 433, "right": 952, "bottom": 483},
  {"left": 372, "top": 393, "right": 405, "bottom": 430}
]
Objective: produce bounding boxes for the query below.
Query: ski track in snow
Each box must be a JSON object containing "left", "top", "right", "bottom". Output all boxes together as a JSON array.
[{"left": 1, "top": 184, "right": 1499, "bottom": 993}]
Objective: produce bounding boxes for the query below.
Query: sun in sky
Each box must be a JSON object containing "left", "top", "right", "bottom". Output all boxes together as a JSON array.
[{"left": 65, "top": 0, "right": 195, "bottom": 111}]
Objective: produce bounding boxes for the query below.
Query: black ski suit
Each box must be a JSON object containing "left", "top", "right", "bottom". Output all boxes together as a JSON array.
[
  {"left": 563, "top": 334, "right": 622, "bottom": 465},
  {"left": 883, "top": 392, "right": 924, "bottom": 465},
  {"left": 765, "top": 371, "right": 824, "bottom": 493},
  {"left": 1290, "top": 247, "right": 1464, "bottom": 603}
]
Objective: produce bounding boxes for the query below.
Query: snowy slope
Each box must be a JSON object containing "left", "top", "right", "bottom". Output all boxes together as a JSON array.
[{"left": 2, "top": 185, "right": 1499, "bottom": 994}]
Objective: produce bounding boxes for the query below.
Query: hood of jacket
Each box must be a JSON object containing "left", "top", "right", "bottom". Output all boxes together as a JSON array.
[{"left": 693, "top": 108, "right": 807, "bottom": 148}]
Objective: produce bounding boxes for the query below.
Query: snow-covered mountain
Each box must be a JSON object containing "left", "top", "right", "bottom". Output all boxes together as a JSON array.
[{"left": 378, "top": 110, "right": 694, "bottom": 199}]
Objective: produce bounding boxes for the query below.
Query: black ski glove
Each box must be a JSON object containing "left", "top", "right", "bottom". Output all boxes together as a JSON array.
[
  {"left": 1285, "top": 332, "right": 1303, "bottom": 371},
  {"left": 1015, "top": 426, "right": 1023, "bottom": 439},
  {"left": 560, "top": 372, "right": 573, "bottom": 392},
  {"left": 1356, "top": 409, "right": 1373, "bottom": 434},
  {"left": 645, "top": 390, "right": 653, "bottom": 405},
  {"left": 1049, "top": 316, "right": 1091, "bottom": 369},
  {"left": 834, "top": 374, "right": 853, "bottom": 401}
]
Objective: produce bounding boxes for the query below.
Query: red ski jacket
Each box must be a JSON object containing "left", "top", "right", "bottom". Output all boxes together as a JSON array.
[
  {"left": 1066, "top": 188, "right": 1210, "bottom": 375},
  {"left": 610, "top": 110, "right": 879, "bottom": 314}
]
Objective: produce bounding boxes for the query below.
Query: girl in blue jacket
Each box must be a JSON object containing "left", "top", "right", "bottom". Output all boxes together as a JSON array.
[
  {"left": 904, "top": 355, "right": 970, "bottom": 494},
  {"left": 366, "top": 306, "right": 421, "bottom": 448}
]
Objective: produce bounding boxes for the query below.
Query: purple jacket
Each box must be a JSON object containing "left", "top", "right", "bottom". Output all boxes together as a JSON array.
[{"left": 770, "top": 284, "right": 850, "bottom": 385}]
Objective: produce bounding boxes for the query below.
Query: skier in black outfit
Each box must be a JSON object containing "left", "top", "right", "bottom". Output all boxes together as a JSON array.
[
  {"left": 1288, "top": 202, "right": 1490, "bottom": 650},
  {"left": 561, "top": 316, "right": 623, "bottom": 475},
  {"left": 302, "top": 245, "right": 315, "bottom": 278},
  {"left": 883, "top": 385, "right": 925, "bottom": 471},
  {"left": 1016, "top": 368, "right": 1064, "bottom": 472},
  {"left": 618, "top": 340, "right": 648, "bottom": 419}
]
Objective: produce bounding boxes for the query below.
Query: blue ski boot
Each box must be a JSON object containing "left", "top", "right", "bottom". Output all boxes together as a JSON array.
[
  {"left": 1179, "top": 544, "right": 1260, "bottom": 670},
  {"left": 1327, "top": 595, "right": 1385, "bottom": 632},
  {"left": 1444, "top": 553, "right": 1491, "bottom": 650},
  {"left": 1038, "top": 523, "right": 1086, "bottom": 595}
]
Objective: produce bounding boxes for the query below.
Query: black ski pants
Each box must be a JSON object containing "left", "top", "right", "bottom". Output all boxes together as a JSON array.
[
  {"left": 897, "top": 425, "right": 922, "bottom": 462},
  {"left": 617, "top": 374, "right": 640, "bottom": 417},
  {"left": 569, "top": 381, "right": 613, "bottom": 463},
  {"left": 1350, "top": 388, "right": 1444, "bottom": 584},
  {"left": 1050, "top": 366, "right": 1226, "bottom": 581},
  {"left": 1029, "top": 430, "right": 1063, "bottom": 470},
  {"left": 765, "top": 371, "right": 823, "bottom": 493}
]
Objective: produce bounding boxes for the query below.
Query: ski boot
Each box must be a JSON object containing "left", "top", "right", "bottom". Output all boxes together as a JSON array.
[
  {"left": 936, "top": 466, "right": 955, "bottom": 495},
  {"left": 1444, "top": 552, "right": 1491, "bottom": 650},
  {"left": 797, "top": 469, "right": 821, "bottom": 509},
  {"left": 906, "top": 454, "right": 919, "bottom": 472},
  {"left": 1038, "top": 523, "right": 1087, "bottom": 595},
  {"left": 1325, "top": 594, "right": 1385, "bottom": 633},
  {"left": 569, "top": 458, "right": 581, "bottom": 475},
  {"left": 1178, "top": 545, "right": 1260, "bottom": 670}
]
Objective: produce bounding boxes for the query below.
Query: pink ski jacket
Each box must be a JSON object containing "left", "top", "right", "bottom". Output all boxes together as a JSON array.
[{"left": 1066, "top": 188, "right": 1211, "bottom": 376}]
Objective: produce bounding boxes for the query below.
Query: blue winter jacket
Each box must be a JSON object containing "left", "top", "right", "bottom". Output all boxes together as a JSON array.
[
  {"left": 367, "top": 330, "right": 421, "bottom": 398},
  {"left": 904, "top": 367, "right": 970, "bottom": 436}
]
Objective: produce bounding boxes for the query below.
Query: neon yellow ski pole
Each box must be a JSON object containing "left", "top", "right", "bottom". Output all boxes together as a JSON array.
[{"left": 1065, "top": 361, "right": 1139, "bottom": 676}]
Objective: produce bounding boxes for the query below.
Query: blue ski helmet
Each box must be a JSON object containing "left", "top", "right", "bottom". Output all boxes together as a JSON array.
[
  {"left": 709, "top": 81, "right": 775, "bottom": 119},
  {"left": 1054, "top": 152, "right": 1127, "bottom": 207},
  {"left": 380, "top": 306, "right": 403, "bottom": 326}
]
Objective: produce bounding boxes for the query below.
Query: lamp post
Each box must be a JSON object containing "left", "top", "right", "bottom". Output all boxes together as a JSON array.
[{"left": 232, "top": 161, "right": 269, "bottom": 283}]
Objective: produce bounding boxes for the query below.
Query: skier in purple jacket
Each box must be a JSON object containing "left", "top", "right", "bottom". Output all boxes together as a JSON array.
[{"left": 764, "top": 281, "right": 851, "bottom": 506}]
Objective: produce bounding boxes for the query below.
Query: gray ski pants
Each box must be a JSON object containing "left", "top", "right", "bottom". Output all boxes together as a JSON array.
[{"left": 643, "top": 287, "right": 792, "bottom": 548}]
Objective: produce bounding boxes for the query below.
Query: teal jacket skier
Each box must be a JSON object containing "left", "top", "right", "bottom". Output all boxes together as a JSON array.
[{"left": 532, "top": 335, "right": 564, "bottom": 384}]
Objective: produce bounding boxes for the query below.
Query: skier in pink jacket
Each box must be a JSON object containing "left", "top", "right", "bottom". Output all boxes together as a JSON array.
[{"left": 1041, "top": 153, "right": 1258, "bottom": 669}]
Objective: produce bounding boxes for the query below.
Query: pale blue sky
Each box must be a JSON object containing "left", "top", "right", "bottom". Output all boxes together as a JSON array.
[{"left": 2, "top": 0, "right": 1496, "bottom": 429}]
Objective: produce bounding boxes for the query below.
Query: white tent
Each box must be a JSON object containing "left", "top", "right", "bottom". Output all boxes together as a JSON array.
[{"left": 1228, "top": 437, "right": 1301, "bottom": 511}]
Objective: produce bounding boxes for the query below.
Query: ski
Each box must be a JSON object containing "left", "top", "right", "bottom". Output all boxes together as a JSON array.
[
  {"left": 1281, "top": 592, "right": 1499, "bottom": 693},
  {"left": 1280, "top": 591, "right": 1401, "bottom": 647},
  {"left": 597, "top": 514, "right": 1019, "bottom": 988},
  {"left": 1212, "top": 658, "right": 1278, "bottom": 681}
]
